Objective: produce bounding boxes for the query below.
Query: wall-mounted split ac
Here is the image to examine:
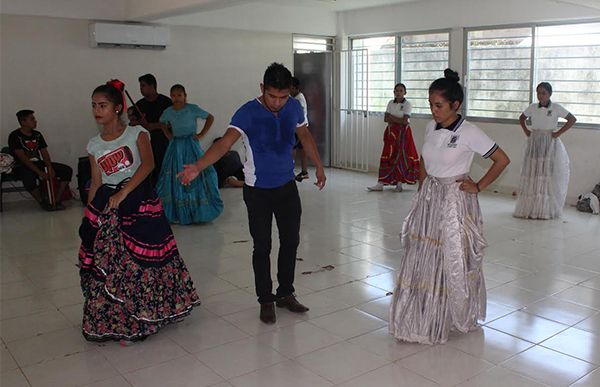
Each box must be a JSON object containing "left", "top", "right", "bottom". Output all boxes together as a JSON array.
[{"left": 89, "top": 22, "right": 170, "bottom": 49}]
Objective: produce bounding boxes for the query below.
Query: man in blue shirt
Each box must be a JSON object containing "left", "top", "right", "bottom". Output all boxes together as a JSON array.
[{"left": 179, "top": 63, "right": 326, "bottom": 324}]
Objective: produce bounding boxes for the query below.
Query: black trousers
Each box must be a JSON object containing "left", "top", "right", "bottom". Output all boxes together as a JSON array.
[
  {"left": 14, "top": 161, "right": 73, "bottom": 191},
  {"left": 243, "top": 180, "right": 302, "bottom": 304}
]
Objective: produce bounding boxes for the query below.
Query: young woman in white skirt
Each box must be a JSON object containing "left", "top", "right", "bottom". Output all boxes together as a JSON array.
[
  {"left": 514, "top": 82, "right": 577, "bottom": 220},
  {"left": 389, "top": 69, "right": 510, "bottom": 345}
]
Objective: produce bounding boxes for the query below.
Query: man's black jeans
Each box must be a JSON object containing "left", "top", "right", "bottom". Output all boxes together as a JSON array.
[{"left": 243, "top": 180, "right": 302, "bottom": 304}]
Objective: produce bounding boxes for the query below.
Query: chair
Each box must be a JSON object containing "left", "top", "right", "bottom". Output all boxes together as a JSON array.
[{"left": 0, "top": 146, "right": 28, "bottom": 212}]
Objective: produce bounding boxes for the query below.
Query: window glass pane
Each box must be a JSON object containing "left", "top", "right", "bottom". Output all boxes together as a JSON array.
[
  {"left": 293, "top": 35, "right": 334, "bottom": 53},
  {"left": 352, "top": 36, "right": 396, "bottom": 111},
  {"left": 401, "top": 32, "right": 449, "bottom": 115},
  {"left": 535, "top": 22, "right": 600, "bottom": 124},
  {"left": 466, "top": 27, "right": 533, "bottom": 119}
]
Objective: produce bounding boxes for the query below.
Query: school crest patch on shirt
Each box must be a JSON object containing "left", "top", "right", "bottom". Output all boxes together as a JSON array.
[{"left": 448, "top": 135, "right": 459, "bottom": 148}]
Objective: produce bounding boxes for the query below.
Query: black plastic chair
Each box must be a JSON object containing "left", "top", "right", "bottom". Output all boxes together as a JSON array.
[{"left": 0, "top": 146, "right": 28, "bottom": 212}]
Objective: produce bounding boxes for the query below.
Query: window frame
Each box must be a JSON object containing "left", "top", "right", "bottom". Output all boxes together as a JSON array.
[
  {"left": 293, "top": 34, "right": 335, "bottom": 53},
  {"left": 464, "top": 20, "right": 600, "bottom": 130},
  {"left": 348, "top": 28, "right": 451, "bottom": 117}
]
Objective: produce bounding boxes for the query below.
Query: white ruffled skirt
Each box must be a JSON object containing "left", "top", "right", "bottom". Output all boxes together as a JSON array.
[
  {"left": 389, "top": 175, "right": 487, "bottom": 345},
  {"left": 514, "top": 130, "right": 569, "bottom": 220}
]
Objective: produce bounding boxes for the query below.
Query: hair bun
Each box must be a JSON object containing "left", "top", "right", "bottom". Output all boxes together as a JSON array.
[
  {"left": 107, "top": 79, "right": 125, "bottom": 92},
  {"left": 443, "top": 68, "right": 460, "bottom": 83}
]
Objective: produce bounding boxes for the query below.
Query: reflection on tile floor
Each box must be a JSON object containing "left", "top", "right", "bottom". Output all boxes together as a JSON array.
[{"left": 1, "top": 168, "right": 599, "bottom": 386}]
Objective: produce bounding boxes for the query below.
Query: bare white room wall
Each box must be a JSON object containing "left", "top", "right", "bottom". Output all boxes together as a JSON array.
[
  {"left": 0, "top": 14, "right": 294, "bottom": 191},
  {"left": 337, "top": 0, "right": 600, "bottom": 203}
]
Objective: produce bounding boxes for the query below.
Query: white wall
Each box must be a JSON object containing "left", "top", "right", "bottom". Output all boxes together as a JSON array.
[
  {"left": 1, "top": 14, "right": 293, "bottom": 184},
  {"left": 338, "top": 0, "right": 600, "bottom": 203}
]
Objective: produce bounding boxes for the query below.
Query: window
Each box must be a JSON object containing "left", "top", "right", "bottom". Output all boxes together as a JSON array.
[
  {"left": 535, "top": 23, "right": 600, "bottom": 125},
  {"left": 401, "top": 32, "right": 450, "bottom": 114},
  {"left": 293, "top": 35, "right": 335, "bottom": 53},
  {"left": 466, "top": 22, "right": 600, "bottom": 125},
  {"left": 466, "top": 27, "right": 533, "bottom": 119},
  {"left": 350, "top": 33, "right": 450, "bottom": 113},
  {"left": 351, "top": 36, "right": 396, "bottom": 111}
]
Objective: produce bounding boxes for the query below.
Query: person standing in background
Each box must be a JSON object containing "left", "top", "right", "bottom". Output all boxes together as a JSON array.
[
  {"left": 367, "top": 83, "right": 420, "bottom": 192},
  {"left": 157, "top": 84, "right": 223, "bottom": 224},
  {"left": 290, "top": 77, "right": 310, "bottom": 182},
  {"left": 136, "top": 73, "right": 172, "bottom": 185},
  {"left": 513, "top": 82, "right": 576, "bottom": 220}
]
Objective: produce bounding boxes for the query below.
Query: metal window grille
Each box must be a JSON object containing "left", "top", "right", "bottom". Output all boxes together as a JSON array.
[
  {"left": 400, "top": 32, "right": 450, "bottom": 115},
  {"left": 293, "top": 35, "right": 335, "bottom": 53},
  {"left": 466, "top": 27, "right": 533, "bottom": 120},
  {"left": 466, "top": 22, "right": 600, "bottom": 126},
  {"left": 534, "top": 22, "right": 600, "bottom": 125},
  {"left": 351, "top": 36, "right": 396, "bottom": 111},
  {"left": 351, "top": 33, "right": 450, "bottom": 113}
]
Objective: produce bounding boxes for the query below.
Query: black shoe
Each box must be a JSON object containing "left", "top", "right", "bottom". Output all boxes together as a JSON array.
[
  {"left": 260, "top": 302, "right": 276, "bottom": 324},
  {"left": 295, "top": 171, "right": 308, "bottom": 182},
  {"left": 39, "top": 200, "right": 54, "bottom": 211},
  {"left": 53, "top": 202, "right": 66, "bottom": 211},
  {"left": 276, "top": 295, "right": 309, "bottom": 313}
]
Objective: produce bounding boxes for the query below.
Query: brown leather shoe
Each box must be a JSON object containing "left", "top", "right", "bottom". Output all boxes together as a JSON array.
[
  {"left": 276, "top": 295, "right": 309, "bottom": 313},
  {"left": 260, "top": 302, "right": 276, "bottom": 324}
]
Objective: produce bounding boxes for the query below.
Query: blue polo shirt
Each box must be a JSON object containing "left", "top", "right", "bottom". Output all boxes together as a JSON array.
[{"left": 229, "top": 97, "right": 307, "bottom": 188}]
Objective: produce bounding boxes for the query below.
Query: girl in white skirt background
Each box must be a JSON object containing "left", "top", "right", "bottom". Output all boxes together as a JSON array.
[
  {"left": 514, "top": 82, "right": 577, "bottom": 220},
  {"left": 389, "top": 69, "right": 510, "bottom": 345}
]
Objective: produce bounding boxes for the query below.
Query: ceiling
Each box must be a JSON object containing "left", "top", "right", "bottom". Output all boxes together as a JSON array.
[{"left": 126, "top": 0, "right": 423, "bottom": 20}]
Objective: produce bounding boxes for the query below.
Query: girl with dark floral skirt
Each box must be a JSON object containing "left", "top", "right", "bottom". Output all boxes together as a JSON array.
[{"left": 78, "top": 80, "right": 200, "bottom": 342}]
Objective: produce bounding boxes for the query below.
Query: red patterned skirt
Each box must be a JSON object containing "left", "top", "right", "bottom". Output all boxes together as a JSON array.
[
  {"left": 78, "top": 179, "right": 200, "bottom": 342},
  {"left": 377, "top": 123, "right": 420, "bottom": 185}
]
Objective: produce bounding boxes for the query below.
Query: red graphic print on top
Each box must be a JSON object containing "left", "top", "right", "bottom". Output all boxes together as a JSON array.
[
  {"left": 23, "top": 139, "right": 39, "bottom": 152},
  {"left": 97, "top": 146, "right": 134, "bottom": 176}
]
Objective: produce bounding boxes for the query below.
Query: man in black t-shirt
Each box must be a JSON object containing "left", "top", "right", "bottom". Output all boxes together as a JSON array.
[
  {"left": 212, "top": 137, "right": 244, "bottom": 188},
  {"left": 8, "top": 110, "right": 73, "bottom": 210},
  {"left": 136, "top": 73, "right": 172, "bottom": 184}
]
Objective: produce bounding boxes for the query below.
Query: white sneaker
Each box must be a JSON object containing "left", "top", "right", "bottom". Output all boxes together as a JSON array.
[
  {"left": 395, "top": 184, "right": 403, "bottom": 192},
  {"left": 367, "top": 183, "right": 384, "bottom": 191}
]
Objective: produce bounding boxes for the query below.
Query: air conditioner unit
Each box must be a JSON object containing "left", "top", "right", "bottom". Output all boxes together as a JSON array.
[{"left": 89, "top": 22, "right": 170, "bottom": 49}]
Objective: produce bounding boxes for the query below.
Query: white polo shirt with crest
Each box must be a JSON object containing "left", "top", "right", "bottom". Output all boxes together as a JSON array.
[
  {"left": 523, "top": 102, "right": 570, "bottom": 131},
  {"left": 421, "top": 116, "right": 498, "bottom": 178}
]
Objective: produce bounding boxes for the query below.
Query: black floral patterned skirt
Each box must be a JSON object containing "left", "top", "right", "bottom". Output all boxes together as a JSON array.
[{"left": 78, "top": 179, "right": 200, "bottom": 342}]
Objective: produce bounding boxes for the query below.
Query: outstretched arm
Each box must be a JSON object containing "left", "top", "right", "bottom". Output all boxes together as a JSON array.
[
  {"left": 296, "top": 125, "right": 326, "bottom": 190},
  {"left": 179, "top": 127, "right": 241, "bottom": 185}
]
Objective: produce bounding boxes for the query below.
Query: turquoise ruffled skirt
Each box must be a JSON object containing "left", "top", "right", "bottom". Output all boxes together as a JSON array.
[{"left": 157, "top": 135, "right": 223, "bottom": 224}]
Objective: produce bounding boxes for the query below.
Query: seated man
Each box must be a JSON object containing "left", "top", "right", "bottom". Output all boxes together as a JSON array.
[
  {"left": 8, "top": 109, "right": 73, "bottom": 210},
  {"left": 213, "top": 137, "right": 244, "bottom": 188}
]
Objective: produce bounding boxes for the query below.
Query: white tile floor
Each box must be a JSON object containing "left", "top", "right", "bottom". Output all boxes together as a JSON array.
[{"left": 1, "top": 167, "right": 600, "bottom": 387}]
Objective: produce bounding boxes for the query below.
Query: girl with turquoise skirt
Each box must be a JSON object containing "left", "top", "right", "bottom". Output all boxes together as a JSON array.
[{"left": 157, "top": 84, "right": 223, "bottom": 224}]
